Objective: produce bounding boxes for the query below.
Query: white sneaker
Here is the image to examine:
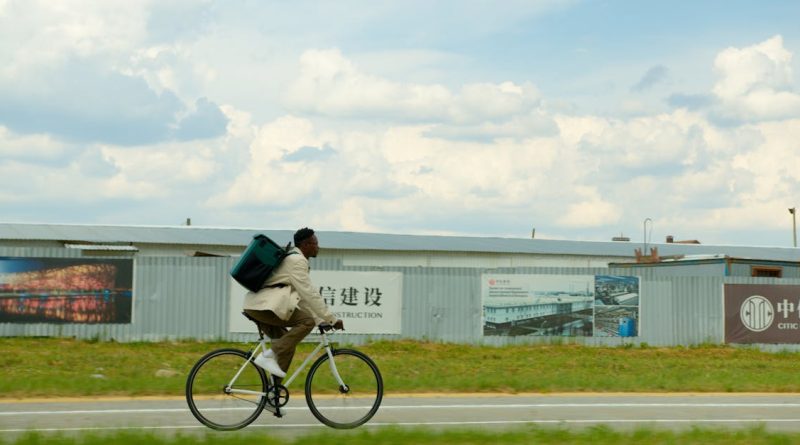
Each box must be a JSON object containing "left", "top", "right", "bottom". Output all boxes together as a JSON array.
[{"left": 253, "top": 352, "right": 286, "bottom": 378}]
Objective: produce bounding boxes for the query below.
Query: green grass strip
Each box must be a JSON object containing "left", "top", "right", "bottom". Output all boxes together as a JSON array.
[
  {"left": 2, "top": 426, "right": 800, "bottom": 445},
  {"left": 2, "top": 337, "right": 800, "bottom": 398}
]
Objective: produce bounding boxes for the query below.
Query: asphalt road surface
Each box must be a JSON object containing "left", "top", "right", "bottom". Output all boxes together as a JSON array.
[{"left": 2, "top": 393, "right": 800, "bottom": 438}]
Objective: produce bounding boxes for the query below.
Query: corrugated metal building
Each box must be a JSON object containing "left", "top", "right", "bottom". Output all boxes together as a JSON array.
[
  {"left": 610, "top": 255, "right": 800, "bottom": 279},
  {"left": 2, "top": 223, "right": 800, "bottom": 346},
  {"left": 2, "top": 222, "right": 799, "bottom": 263}
]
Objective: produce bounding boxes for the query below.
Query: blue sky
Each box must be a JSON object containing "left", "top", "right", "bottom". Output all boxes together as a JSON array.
[{"left": 1, "top": 0, "right": 800, "bottom": 247}]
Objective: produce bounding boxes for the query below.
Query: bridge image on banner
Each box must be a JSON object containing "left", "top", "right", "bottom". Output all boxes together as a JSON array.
[{"left": 0, "top": 257, "right": 134, "bottom": 324}]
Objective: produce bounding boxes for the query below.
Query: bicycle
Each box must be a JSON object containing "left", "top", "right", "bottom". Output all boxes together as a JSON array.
[{"left": 185, "top": 313, "right": 384, "bottom": 430}]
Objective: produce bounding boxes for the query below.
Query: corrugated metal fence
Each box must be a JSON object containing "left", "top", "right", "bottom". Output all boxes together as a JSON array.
[{"left": 2, "top": 248, "right": 799, "bottom": 346}]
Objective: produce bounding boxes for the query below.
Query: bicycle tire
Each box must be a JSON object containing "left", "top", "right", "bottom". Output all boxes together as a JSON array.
[
  {"left": 185, "top": 348, "right": 268, "bottom": 430},
  {"left": 304, "top": 349, "right": 383, "bottom": 429}
]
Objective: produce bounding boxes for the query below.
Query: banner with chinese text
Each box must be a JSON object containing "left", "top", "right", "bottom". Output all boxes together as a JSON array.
[{"left": 229, "top": 271, "right": 402, "bottom": 334}]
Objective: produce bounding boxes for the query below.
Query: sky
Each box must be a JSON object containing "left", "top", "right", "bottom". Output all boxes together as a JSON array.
[{"left": 2, "top": 1, "right": 800, "bottom": 248}]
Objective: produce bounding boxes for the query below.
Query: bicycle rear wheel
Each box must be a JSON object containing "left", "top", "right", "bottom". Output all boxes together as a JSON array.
[
  {"left": 305, "top": 349, "right": 383, "bottom": 429},
  {"left": 185, "top": 348, "right": 268, "bottom": 430}
]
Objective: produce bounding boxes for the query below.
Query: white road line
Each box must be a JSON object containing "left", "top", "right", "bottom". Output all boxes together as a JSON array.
[
  {"left": 4, "top": 418, "right": 800, "bottom": 433},
  {"left": 3, "top": 402, "right": 800, "bottom": 416},
  {"left": 380, "top": 403, "right": 800, "bottom": 409},
  {"left": 0, "top": 407, "right": 301, "bottom": 416}
]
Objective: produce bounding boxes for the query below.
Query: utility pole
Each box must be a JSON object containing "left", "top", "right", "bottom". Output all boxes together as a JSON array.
[{"left": 790, "top": 208, "right": 797, "bottom": 247}]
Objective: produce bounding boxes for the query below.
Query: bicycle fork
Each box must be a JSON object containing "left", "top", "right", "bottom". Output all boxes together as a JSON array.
[{"left": 325, "top": 346, "right": 348, "bottom": 393}]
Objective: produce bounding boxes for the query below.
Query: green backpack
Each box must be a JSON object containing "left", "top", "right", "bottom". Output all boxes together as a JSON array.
[{"left": 230, "top": 234, "right": 295, "bottom": 292}]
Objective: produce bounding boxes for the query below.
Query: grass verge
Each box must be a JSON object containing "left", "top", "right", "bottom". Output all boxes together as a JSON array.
[
  {"left": 2, "top": 426, "right": 800, "bottom": 445},
  {"left": 2, "top": 337, "right": 800, "bottom": 398}
]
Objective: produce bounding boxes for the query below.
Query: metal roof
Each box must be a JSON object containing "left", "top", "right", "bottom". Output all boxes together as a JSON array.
[
  {"left": 64, "top": 244, "right": 140, "bottom": 252},
  {"left": 1, "top": 222, "right": 800, "bottom": 261}
]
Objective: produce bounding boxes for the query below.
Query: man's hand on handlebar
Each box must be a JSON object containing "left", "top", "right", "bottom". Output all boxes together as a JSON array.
[{"left": 318, "top": 320, "right": 344, "bottom": 333}]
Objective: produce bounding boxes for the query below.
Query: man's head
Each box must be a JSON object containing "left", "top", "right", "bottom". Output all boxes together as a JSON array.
[{"left": 293, "top": 227, "right": 319, "bottom": 258}]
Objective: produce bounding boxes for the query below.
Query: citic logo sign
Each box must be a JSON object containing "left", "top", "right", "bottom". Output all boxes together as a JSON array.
[{"left": 740, "top": 295, "right": 774, "bottom": 332}]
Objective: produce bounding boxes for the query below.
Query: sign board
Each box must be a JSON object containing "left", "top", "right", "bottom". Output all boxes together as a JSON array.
[
  {"left": 229, "top": 270, "right": 402, "bottom": 334},
  {"left": 482, "top": 274, "right": 640, "bottom": 337},
  {"left": 0, "top": 257, "right": 134, "bottom": 324},
  {"left": 725, "top": 284, "right": 800, "bottom": 344}
]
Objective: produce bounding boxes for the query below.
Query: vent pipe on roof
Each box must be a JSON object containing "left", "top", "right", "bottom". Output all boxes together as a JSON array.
[
  {"left": 666, "top": 235, "right": 674, "bottom": 243},
  {"left": 531, "top": 228, "right": 535, "bottom": 239},
  {"left": 643, "top": 218, "right": 653, "bottom": 254},
  {"left": 612, "top": 234, "right": 630, "bottom": 242},
  {"left": 186, "top": 218, "right": 192, "bottom": 226}
]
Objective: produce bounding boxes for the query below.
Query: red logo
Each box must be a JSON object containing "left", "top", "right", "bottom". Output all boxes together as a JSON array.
[{"left": 489, "top": 279, "right": 496, "bottom": 285}]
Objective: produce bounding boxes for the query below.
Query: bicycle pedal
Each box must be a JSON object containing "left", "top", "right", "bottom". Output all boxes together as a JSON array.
[{"left": 267, "top": 384, "right": 290, "bottom": 408}]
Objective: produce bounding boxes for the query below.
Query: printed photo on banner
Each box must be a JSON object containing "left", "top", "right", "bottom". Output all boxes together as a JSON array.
[
  {"left": 482, "top": 274, "right": 640, "bottom": 338},
  {"left": 0, "top": 257, "right": 134, "bottom": 324},
  {"left": 593, "top": 275, "right": 640, "bottom": 337},
  {"left": 229, "top": 270, "right": 402, "bottom": 334},
  {"left": 482, "top": 274, "right": 594, "bottom": 337}
]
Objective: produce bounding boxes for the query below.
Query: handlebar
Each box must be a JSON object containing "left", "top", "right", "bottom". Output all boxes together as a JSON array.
[{"left": 317, "top": 322, "right": 343, "bottom": 334}]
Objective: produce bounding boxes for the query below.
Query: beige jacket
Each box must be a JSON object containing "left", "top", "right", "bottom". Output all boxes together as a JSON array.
[{"left": 242, "top": 247, "right": 337, "bottom": 325}]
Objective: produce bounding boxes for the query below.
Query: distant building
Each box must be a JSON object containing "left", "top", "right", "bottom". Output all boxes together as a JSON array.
[
  {"left": 2, "top": 222, "right": 798, "bottom": 267},
  {"left": 2, "top": 222, "right": 799, "bottom": 346}
]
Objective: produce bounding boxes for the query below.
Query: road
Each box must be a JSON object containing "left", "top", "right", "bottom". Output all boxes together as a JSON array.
[{"left": 2, "top": 393, "right": 800, "bottom": 437}]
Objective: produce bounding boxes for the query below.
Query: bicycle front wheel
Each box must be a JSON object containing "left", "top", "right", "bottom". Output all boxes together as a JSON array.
[
  {"left": 305, "top": 349, "right": 383, "bottom": 429},
  {"left": 185, "top": 348, "right": 268, "bottom": 431}
]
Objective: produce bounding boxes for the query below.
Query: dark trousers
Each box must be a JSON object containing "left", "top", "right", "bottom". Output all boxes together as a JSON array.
[{"left": 243, "top": 308, "right": 315, "bottom": 372}]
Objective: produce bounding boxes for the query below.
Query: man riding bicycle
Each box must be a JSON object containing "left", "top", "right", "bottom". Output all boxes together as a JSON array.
[{"left": 243, "top": 227, "right": 344, "bottom": 378}]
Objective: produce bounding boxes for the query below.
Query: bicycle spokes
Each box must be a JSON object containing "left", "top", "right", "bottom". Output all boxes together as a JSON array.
[
  {"left": 305, "top": 349, "right": 383, "bottom": 429},
  {"left": 186, "top": 349, "right": 268, "bottom": 431}
]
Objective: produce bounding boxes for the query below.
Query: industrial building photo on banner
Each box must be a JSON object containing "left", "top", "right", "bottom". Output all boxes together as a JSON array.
[
  {"left": 482, "top": 274, "right": 640, "bottom": 337},
  {"left": 0, "top": 257, "right": 134, "bottom": 324}
]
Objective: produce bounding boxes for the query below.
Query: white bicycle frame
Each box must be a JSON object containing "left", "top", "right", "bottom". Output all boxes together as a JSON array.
[{"left": 225, "top": 330, "right": 347, "bottom": 399}]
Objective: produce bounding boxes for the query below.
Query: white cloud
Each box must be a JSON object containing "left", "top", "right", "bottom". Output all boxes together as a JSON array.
[
  {"left": 355, "top": 49, "right": 470, "bottom": 84},
  {"left": 714, "top": 36, "right": 793, "bottom": 98},
  {"left": 731, "top": 119, "right": 800, "bottom": 204},
  {"left": 0, "top": 1, "right": 148, "bottom": 77},
  {"left": 0, "top": 157, "right": 156, "bottom": 204},
  {"left": 558, "top": 187, "right": 622, "bottom": 228},
  {"left": 0, "top": 126, "right": 67, "bottom": 160},
  {"left": 101, "top": 143, "right": 218, "bottom": 185},
  {"left": 207, "top": 116, "right": 331, "bottom": 207},
  {"left": 285, "top": 48, "right": 541, "bottom": 125},
  {"left": 450, "top": 81, "right": 541, "bottom": 123},
  {"left": 285, "top": 49, "right": 452, "bottom": 120},
  {"left": 0, "top": 2, "right": 229, "bottom": 146},
  {"left": 332, "top": 199, "right": 381, "bottom": 232},
  {"left": 209, "top": 113, "right": 576, "bottom": 235},
  {"left": 712, "top": 35, "right": 800, "bottom": 121},
  {"left": 554, "top": 110, "right": 709, "bottom": 171}
]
